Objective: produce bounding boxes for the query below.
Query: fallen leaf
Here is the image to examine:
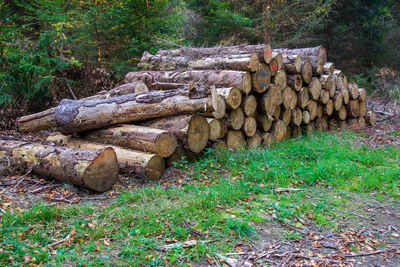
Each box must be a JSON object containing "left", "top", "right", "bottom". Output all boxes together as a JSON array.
[
  {"left": 391, "top": 233, "right": 399, "bottom": 238},
  {"left": 94, "top": 246, "right": 101, "bottom": 251},
  {"left": 103, "top": 240, "right": 110, "bottom": 246}
]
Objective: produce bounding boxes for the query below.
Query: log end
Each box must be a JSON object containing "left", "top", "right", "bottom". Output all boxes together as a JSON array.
[
  {"left": 145, "top": 154, "right": 166, "bottom": 180},
  {"left": 156, "top": 132, "right": 178, "bottom": 158},
  {"left": 212, "top": 94, "right": 227, "bottom": 119},
  {"left": 187, "top": 114, "right": 210, "bottom": 153},
  {"left": 263, "top": 43, "right": 273, "bottom": 64},
  {"left": 226, "top": 130, "right": 246, "bottom": 149},
  {"left": 250, "top": 53, "right": 260, "bottom": 72},
  {"left": 301, "top": 61, "right": 313, "bottom": 84},
  {"left": 242, "top": 72, "right": 252, "bottom": 95},
  {"left": 243, "top": 116, "right": 257, "bottom": 137}
]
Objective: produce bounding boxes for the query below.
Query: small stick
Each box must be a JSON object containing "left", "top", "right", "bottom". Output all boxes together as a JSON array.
[
  {"left": 47, "top": 234, "right": 71, "bottom": 248},
  {"left": 343, "top": 249, "right": 395, "bottom": 258},
  {"left": 29, "top": 184, "right": 59, "bottom": 194},
  {"left": 9, "top": 168, "right": 32, "bottom": 191}
]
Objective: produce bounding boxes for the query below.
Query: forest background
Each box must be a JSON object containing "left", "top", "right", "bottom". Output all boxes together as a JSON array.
[{"left": 0, "top": 0, "right": 399, "bottom": 124}]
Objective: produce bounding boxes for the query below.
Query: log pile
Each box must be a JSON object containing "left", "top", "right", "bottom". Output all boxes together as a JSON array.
[{"left": 11, "top": 44, "right": 375, "bottom": 192}]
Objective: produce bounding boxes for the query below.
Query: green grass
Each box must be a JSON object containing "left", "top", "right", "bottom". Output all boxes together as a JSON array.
[{"left": 1, "top": 131, "right": 399, "bottom": 266}]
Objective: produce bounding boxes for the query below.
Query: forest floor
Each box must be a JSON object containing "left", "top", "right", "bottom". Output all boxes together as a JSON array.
[{"left": 0, "top": 98, "right": 399, "bottom": 266}]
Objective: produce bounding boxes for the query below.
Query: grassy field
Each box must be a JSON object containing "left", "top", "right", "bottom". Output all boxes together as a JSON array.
[{"left": 1, "top": 131, "right": 399, "bottom": 266}]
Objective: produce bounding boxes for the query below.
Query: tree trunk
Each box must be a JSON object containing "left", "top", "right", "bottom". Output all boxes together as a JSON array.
[
  {"left": 258, "top": 85, "right": 283, "bottom": 116},
  {"left": 243, "top": 116, "right": 257, "bottom": 137},
  {"left": 298, "top": 87, "right": 310, "bottom": 109},
  {"left": 47, "top": 134, "right": 165, "bottom": 180},
  {"left": 125, "top": 70, "right": 252, "bottom": 95},
  {"left": 139, "top": 114, "right": 210, "bottom": 153},
  {"left": 80, "top": 124, "right": 177, "bottom": 158},
  {"left": 207, "top": 118, "right": 227, "bottom": 140},
  {"left": 227, "top": 108, "right": 245, "bottom": 130},
  {"left": 283, "top": 87, "right": 298, "bottom": 110},
  {"left": 241, "top": 95, "right": 257, "bottom": 116},
  {"left": 272, "top": 70, "right": 287, "bottom": 91},
  {"left": 16, "top": 81, "right": 149, "bottom": 133},
  {"left": 286, "top": 74, "right": 302, "bottom": 92},
  {"left": 54, "top": 88, "right": 224, "bottom": 134},
  {"left": 251, "top": 63, "right": 271, "bottom": 93},
  {"left": 0, "top": 140, "right": 118, "bottom": 192},
  {"left": 226, "top": 130, "right": 246, "bottom": 149},
  {"left": 308, "top": 77, "right": 322, "bottom": 100}
]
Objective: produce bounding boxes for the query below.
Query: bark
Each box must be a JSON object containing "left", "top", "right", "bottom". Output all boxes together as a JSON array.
[
  {"left": 125, "top": 70, "right": 252, "bottom": 95},
  {"left": 324, "top": 62, "right": 335, "bottom": 75},
  {"left": 308, "top": 77, "right": 322, "bottom": 100},
  {"left": 0, "top": 140, "right": 118, "bottom": 192},
  {"left": 272, "top": 70, "right": 287, "bottom": 91},
  {"left": 272, "top": 120, "right": 287, "bottom": 142},
  {"left": 248, "top": 132, "right": 262, "bottom": 148},
  {"left": 256, "top": 113, "right": 273, "bottom": 132},
  {"left": 298, "top": 87, "right": 310, "bottom": 109},
  {"left": 241, "top": 95, "right": 257, "bottom": 116},
  {"left": 226, "top": 130, "right": 246, "bottom": 149},
  {"left": 54, "top": 88, "right": 224, "bottom": 134},
  {"left": 283, "top": 87, "right": 298, "bottom": 110},
  {"left": 258, "top": 85, "right": 283, "bottom": 116},
  {"left": 16, "top": 81, "right": 148, "bottom": 133},
  {"left": 251, "top": 63, "right": 271, "bottom": 93},
  {"left": 139, "top": 114, "right": 210, "bottom": 153},
  {"left": 282, "top": 54, "right": 302, "bottom": 74},
  {"left": 287, "top": 74, "right": 302, "bottom": 92},
  {"left": 243, "top": 116, "right": 257, "bottom": 137},
  {"left": 291, "top": 108, "right": 303, "bottom": 126},
  {"left": 227, "top": 108, "right": 245, "bottom": 130},
  {"left": 80, "top": 124, "right": 177, "bottom": 158},
  {"left": 262, "top": 132, "right": 275, "bottom": 145},
  {"left": 207, "top": 118, "right": 227, "bottom": 140},
  {"left": 48, "top": 134, "right": 165, "bottom": 180}
]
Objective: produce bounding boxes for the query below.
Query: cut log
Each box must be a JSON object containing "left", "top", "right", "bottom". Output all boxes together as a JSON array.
[
  {"left": 348, "top": 100, "right": 360, "bottom": 118},
  {"left": 358, "top": 117, "right": 366, "bottom": 128},
  {"left": 282, "top": 54, "right": 302, "bottom": 74},
  {"left": 283, "top": 87, "right": 298, "bottom": 110},
  {"left": 319, "top": 89, "right": 330, "bottom": 104},
  {"left": 305, "top": 121, "right": 315, "bottom": 134},
  {"left": 308, "top": 100, "right": 318, "bottom": 120},
  {"left": 218, "top": 87, "right": 242, "bottom": 109},
  {"left": 300, "top": 60, "right": 313, "bottom": 84},
  {"left": 342, "top": 88, "right": 350, "bottom": 105},
  {"left": 207, "top": 118, "right": 227, "bottom": 141},
  {"left": 47, "top": 134, "right": 165, "bottom": 180},
  {"left": 298, "top": 87, "right": 310, "bottom": 109},
  {"left": 324, "top": 99, "right": 334, "bottom": 116},
  {"left": 273, "top": 105, "right": 281, "bottom": 118},
  {"left": 227, "top": 108, "right": 245, "bottom": 130},
  {"left": 366, "top": 111, "right": 376, "bottom": 126},
  {"left": 291, "top": 108, "right": 303, "bottom": 126},
  {"left": 241, "top": 95, "right": 257, "bottom": 116},
  {"left": 315, "top": 117, "right": 328, "bottom": 131},
  {"left": 317, "top": 104, "right": 323, "bottom": 118},
  {"left": 281, "top": 109, "right": 292, "bottom": 126},
  {"left": 339, "top": 120, "right": 347, "bottom": 128},
  {"left": 286, "top": 74, "right": 302, "bottom": 92},
  {"left": 358, "top": 88, "right": 367, "bottom": 102},
  {"left": 302, "top": 110, "right": 311, "bottom": 124},
  {"left": 308, "top": 77, "right": 322, "bottom": 100},
  {"left": 0, "top": 140, "right": 118, "bottom": 192},
  {"left": 269, "top": 57, "right": 279, "bottom": 76},
  {"left": 251, "top": 63, "right": 271, "bottom": 93},
  {"left": 248, "top": 132, "right": 262, "bottom": 148},
  {"left": 81, "top": 124, "right": 177, "bottom": 158},
  {"left": 337, "top": 105, "right": 347, "bottom": 121},
  {"left": 272, "top": 52, "right": 283, "bottom": 70},
  {"left": 273, "top": 70, "right": 287, "bottom": 91},
  {"left": 166, "top": 145, "right": 193, "bottom": 167},
  {"left": 359, "top": 101, "right": 367, "bottom": 117},
  {"left": 140, "top": 114, "right": 210, "bottom": 153},
  {"left": 55, "top": 88, "right": 224, "bottom": 134},
  {"left": 329, "top": 81, "right": 336, "bottom": 98},
  {"left": 272, "top": 120, "right": 287, "bottom": 142},
  {"left": 348, "top": 83, "right": 359, "bottom": 100},
  {"left": 329, "top": 119, "right": 338, "bottom": 130},
  {"left": 333, "top": 91, "right": 343, "bottom": 111},
  {"left": 324, "top": 62, "right": 335, "bottom": 75},
  {"left": 262, "top": 132, "right": 275, "bottom": 145},
  {"left": 243, "top": 117, "right": 257, "bottom": 137},
  {"left": 16, "top": 81, "right": 149, "bottom": 133},
  {"left": 256, "top": 113, "right": 273, "bottom": 131},
  {"left": 319, "top": 75, "right": 333, "bottom": 91},
  {"left": 125, "top": 70, "right": 252, "bottom": 95},
  {"left": 292, "top": 126, "right": 302, "bottom": 137},
  {"left": 347, "top": 118, "right": 359, "bottom": 127},
  {"left": 258, "top": 85, "right": 283, "bottom": 116},
  {"left": 226, "top": 130, "right": 246, "bottom": 149}
]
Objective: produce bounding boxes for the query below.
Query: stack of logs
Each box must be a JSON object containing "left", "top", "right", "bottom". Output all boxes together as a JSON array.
[{"left": 3, "top": 44, "right": 375, "bottom": 192}]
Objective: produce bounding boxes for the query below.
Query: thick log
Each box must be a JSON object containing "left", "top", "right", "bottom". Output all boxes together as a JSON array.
[
  {"left": 300, "top": 60, "right": 313, "bottom": 84},
  {"left": 218, "top": 87, "right": 242, "bottom": 109},
  {"left": 48, "top": 134, "right": 165, "bottom": 179},
  {"left": 315, "top": 117, "right": 328, "bottom": 131},
  {"left": 0, "top": 140, "right": 118, "bottom": 192},
  {"left": 227, "top": 108, "right": 245, "bottom": 130},
  {"left": 348, "top": 83, "right": 359, "bottom": 100},
  {"left": 125, "top": 70, "right": 252, "bottom": 95},
  {"left": 298, "top": 87, "right": 310, "bottom": 109},
  {"left": 337, "top": 105, "right": 347, "bottom": 121},
  {"left": 273, "top": 105, "right": 281, "bottom": 118},
  {"left": 251, "top": 63, "right": 271, "bottom": 93},
  {"left": 358, "top": 88, "right": 367, "bottom": 102},
  {"left": 54, "top": 88, "right": 224, "bottom": 134},
  {"left": 81, "top": 124, "right": 177, "bottom": 158},
  {"left": 281, "top": 109, "right": 291, "bottom": 126},
  {"left": 207, "top": 118, "right": 227, "bottom": 140},
  {"left": 308, "top": 77, "right": 322, "bottom": 100},
  {"left": 333, "top": 91, "right": 343, "bottom": 111},
  {"left": 308, "top": 100, "right": 318, "bottom": 120},
  {"left": 302, "top": 110, "right": 311, "bottom": 124},
  {"left": 226, "top": 130, "right": 246, "bottom": 149},
  {"left": 348, "top": 100, "right": 360, "bottom": 118},
  {"left": 140, "top": 114, "right": 210, "bottom": 153},
  {"left": 283, "top": 87, "right": 298, "bottom": 110},
  {"left": 262, "top": 132, "right": 275, "bottom": 145},
  {"left": 256, "top": 113, "right": 273, "bottom": 131},
  {"left": 287, "top": 74, "right": 302, "bottom": 92},
  {"left": 241, "top": 95, "right": 257, "bottom": 116},
  {"left": 359, "top": 101, "right": 367, "bottom": 117},
  {"left": 258, "top": 85, "right": 283, "bottom": 116},
  {"left": 273, "top": 70, "right": 287, "bottom": 91},
  {"left": 282, "top": 54, "right": 302, "bottom": 74},
  {"left": 248, "top": 132, "right": 262, "bottom": 148},
  {"left": 317, "top": 104, "right": 323, "bottom": 118},
  {"left": 243, "top": 117, "right": 257, "bottom": 137},
  {"left": 16, "top": 81, "right": 149, "bottom": 133},
  {"left": 324, "top": 62, "right": 335, "bottom": 75},
  {"left": 324, "top": 99, "right": 334, "bottom": 116},
  {"left": 272, "top": 120, "right": 287, "bottom": 142},
  {"left": 319, "top": 89, "right": 330, "bottom": 104},
  {"left": 291, "top": 108, "right": 303, "bottom": 126},
  {"left": 366, "top": 111, "right": 376, "bottom": 126}
]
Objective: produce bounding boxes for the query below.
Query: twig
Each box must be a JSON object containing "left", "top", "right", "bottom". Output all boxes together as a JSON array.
[
  {"left": 183, "top": 219, "right": 205, "bottom": 237},
  {"left": 9, "top": 168, "right": 32, "bottom": 191},
  {"left": 279, "top": 253, "right": 293, "bottom": 267},
  {"left": 66, "top": 80, "right": 77, "bottom": 100},
  {"left": 29, "top": 184, "right": 59, "bottom": 194},
  {"left": 342, "top": 248, "right": 395, "bottom": 258},
  {"left": 275, "top": 187, "right": 306, "bottom": 193},
  {"left": 46, "top": 235, "right": 71, "bottom": 248},
  {"left": 42, "top": 196, "right": 76, "bottom": 204}
]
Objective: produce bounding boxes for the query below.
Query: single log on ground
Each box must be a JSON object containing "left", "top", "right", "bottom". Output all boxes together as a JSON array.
[
  {"left": 281, "top": 109, "right": 291, "bottom": 126},
  {"left": 273, "top": 70, "right": 287, "bottom": 91},
  {"left": 273, "top": 105, "right": 281, "bottom": 118},
  {"left": 16, "top": 81, "right": 149, "bottom": 133},
  {"left": 283, "top": 87, "right": 298, "bottom": 110},
  {"left": 366, "top": 111, "right": 376, "bottom": 126},
  {"left": 329, "top": 119, "right": 338, "bottom": 130},
  {"left": 359, "top": 101, "right": 367, "bottom": 117},
  {"left": 55, "top": 88, "right": 224, "bottom": 134},
  {"left": 317, "top": 104, "right": 323, "bottom": 118},
  {"left": 315, "top": 117, "right": 328, "bottom": 131},
  {"left": 227, "top": 108, "right": 245, "bottom": 130},
  {"left": 291, "top": 108, "right": 303, "bottom": 126},
  {"left": 300, "top": 60, "right": 313, "bottom": 84},
  {"left": 302, "top": 110, "right": 311, "bottom": 124},
  {"left": 358, "top": 117, "right": 366, "bottom": 128},
  {"left": 308, "top": 100, "right": 318, "bottom": 120},
  {"left": 166, "top": 145, "right": 194, "bottom": 167},
  {"left": 140, "top": 114, "right": 210, "bottom": 153},
  {"left": 226, "top": 130, "right": 246, "bottom": 149},
  {"left": 337, "top": 105, "right": 347, "bottom": 121},
  {"left": 256, "top": 113, "right": 273, "bottom": 131},
  {"left": 218, "top": 87, "right": 242, "bottom": 109},
  {"left": 81, "top": 124, "right": 177, "bottom": 158},
  {"left": 348, "top": 100, "right": 360, "bottom": 118},
  {"left": 48, "top": 134, "right": 165, "bottom": 180},
  {"left": 248, "top": 132, "right": 262, "bottom": 148},
  {"left": 324, "top": 62, "right": 335, "bottom": 75},
  {"left": 298, "top": 87, "right": 310, "bottom": 109},
  {"left": 207, "top": 118, "right": 227, "bottom": 140},
  {"left": 319, "top": 89, "right": 330, "bottom": 104},
  {"left": 324, "top": 99, "right": 334, "bottom": 116},
  {"left": 126, "top": 70, "right": 252, "bottom": 95},
  {"left": 308, "top": 77, "right": 322, "bottom": 100},
  {"left": 243, "top": 117, "right": 257, "bottom": 137},
  {"left": 0, "top": 140, "right": 118, "bottom": 192},
  {"left": 282, "top": 54, "right": 302, "bottom": 74},
  {"left": 262, "top": 132, "right": 275, "bottom": 145},
  {"left": 348, "top": 83, "right": 359, "bottom": 100},
  {"left": 258, "top": 85, "right": 283, "bottom": 116},
  {"left": 358, "top": 88, "right": 367, "bottom": 102},
  {"left": 241, "top": 95, "right": 257, "bottom": 116},
  {"left": 286, "top": 74, "right": 302, "bottom": 91},
  {"left": 251, "top": 63, "right": 271, "bottom": 93},
  {"left": 333, "top": 91, "right": 343, "bottom": 111},
  {"left": 272, "top": 120, "right": 287, "bottom": 142}
]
